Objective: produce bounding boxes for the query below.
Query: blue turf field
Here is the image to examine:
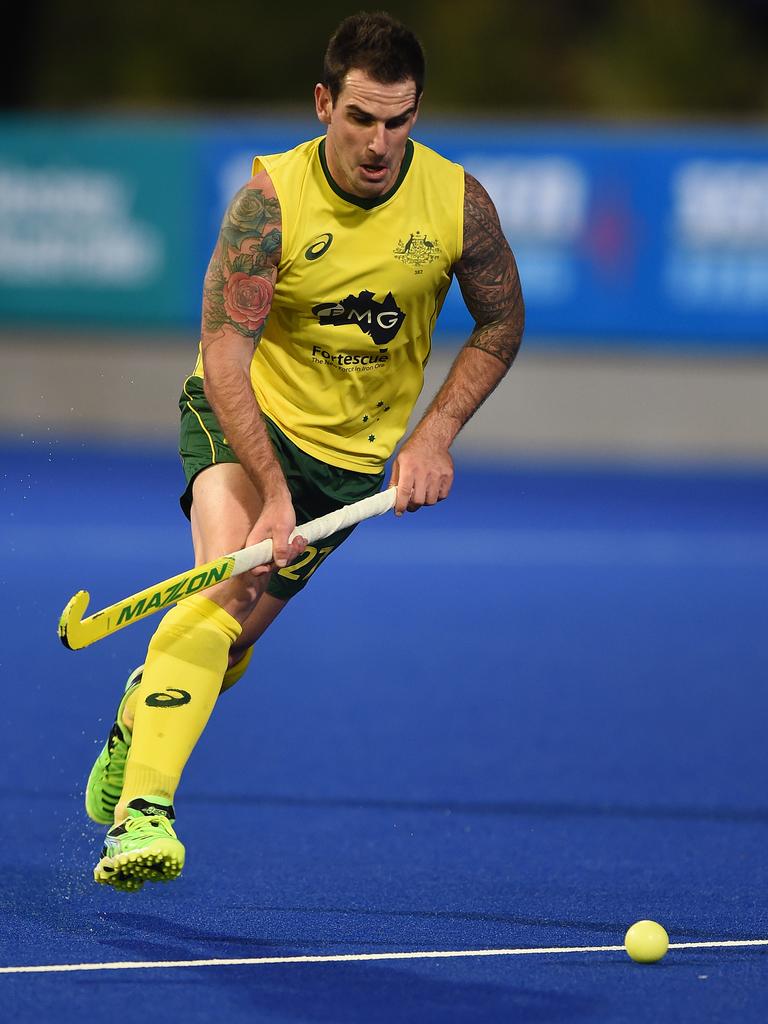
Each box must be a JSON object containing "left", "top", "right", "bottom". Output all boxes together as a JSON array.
[{"left": 2, "top": 441, "right": 768, "bottom": 1022}]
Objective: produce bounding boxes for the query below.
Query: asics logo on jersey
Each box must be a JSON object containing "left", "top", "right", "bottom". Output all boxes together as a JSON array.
[
  {"left": 305, "top": 233, "right": 334, "bottom": 260},
  {"left": 144, "top": 688, "right": 192, "bottom": 708},
  {"left": 312, "top": 290, "right": 405, "bottom": 346}
]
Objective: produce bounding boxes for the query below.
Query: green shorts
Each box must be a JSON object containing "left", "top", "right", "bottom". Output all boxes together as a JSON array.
[{"left": 178, "top": 375, "right": 384, "bottom": 601}]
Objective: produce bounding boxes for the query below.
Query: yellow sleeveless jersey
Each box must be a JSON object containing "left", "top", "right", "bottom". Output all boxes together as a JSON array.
[{"left": 200, "top": 136, "right": 464, "bottom": 472}]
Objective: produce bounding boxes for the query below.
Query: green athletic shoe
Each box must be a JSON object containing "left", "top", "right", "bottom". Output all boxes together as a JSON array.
[
  {"left": 85, "top": 666, "right": 143, "bottom": 825},
  {"left": 94, "top": 797, "right": 185, "bottom": 892}
]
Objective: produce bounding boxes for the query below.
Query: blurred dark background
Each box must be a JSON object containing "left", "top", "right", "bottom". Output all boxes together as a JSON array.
[
  {"left": 3, "top": 0, "right": 768, "bottom": 115},
  {"left": 1, "top": 1, "right": 767, "bottom": 460}
]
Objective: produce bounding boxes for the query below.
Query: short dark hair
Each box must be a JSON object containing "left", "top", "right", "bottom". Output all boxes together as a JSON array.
[{"left": 323, "top": 12, "right": 425, "bottom": 104}]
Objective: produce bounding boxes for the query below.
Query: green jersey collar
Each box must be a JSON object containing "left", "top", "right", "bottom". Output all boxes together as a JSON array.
[{"left": 318, "top": 138, "right": 414, "bottom": 210}]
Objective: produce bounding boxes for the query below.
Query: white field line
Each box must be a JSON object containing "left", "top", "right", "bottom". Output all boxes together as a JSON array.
[{"left": 2, "top": 939, "right": 768, "bottom": 974}]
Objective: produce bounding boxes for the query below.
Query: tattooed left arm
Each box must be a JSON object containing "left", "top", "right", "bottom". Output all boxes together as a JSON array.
[{"left": 389, "top": 172, "right": 524, "bottom": 514}]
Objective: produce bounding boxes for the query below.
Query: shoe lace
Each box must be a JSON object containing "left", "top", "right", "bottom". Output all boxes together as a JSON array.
[{"left": 124, "top": 814, "right": 173, "bottom": 836}]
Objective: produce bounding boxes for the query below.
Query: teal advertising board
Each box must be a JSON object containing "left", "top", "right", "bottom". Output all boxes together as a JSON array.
[{"left": 0, "top": 118, "right": 196, "bottom": 326}]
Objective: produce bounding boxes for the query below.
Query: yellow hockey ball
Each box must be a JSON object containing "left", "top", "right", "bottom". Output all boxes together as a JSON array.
[{"left": 624, "top": 920, "right": 669, "bottom": 963}]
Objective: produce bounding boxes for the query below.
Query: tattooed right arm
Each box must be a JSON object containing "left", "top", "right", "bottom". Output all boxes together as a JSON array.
[
  {"left": 202, "top": 177, "right": 281, "bottom": 345},
  {"left": 200, "top": 171, "right": 292, "bottom": 523}
]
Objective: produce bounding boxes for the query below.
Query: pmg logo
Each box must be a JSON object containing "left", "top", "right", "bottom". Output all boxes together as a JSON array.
[{"left": 312, "top": 290, "right": 405, "bottom": 346}]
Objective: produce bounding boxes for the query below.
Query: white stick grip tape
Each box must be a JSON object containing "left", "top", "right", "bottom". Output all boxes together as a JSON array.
[{"left": 232, "top": 486, "right": 396, "bottom": 574}]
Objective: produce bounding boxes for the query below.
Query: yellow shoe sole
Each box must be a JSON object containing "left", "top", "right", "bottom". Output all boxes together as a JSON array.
[{"left": 94, "top": 837, "right": 185, "bottom": 892}]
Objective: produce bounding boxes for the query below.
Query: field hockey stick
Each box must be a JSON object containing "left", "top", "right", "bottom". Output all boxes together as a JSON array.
[{"left": 58, "top": 486, "right": 397, "bottom": 651}]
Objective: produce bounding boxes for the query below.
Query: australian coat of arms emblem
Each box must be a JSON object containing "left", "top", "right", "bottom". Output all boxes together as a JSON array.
[{"left": 393, "top": 231, "right": 441, "bottom": 271}]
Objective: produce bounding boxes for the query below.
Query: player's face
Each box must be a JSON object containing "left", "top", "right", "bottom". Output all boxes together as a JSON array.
[{"left": 315, "top": 70, "right": 420, "bottom": 199}]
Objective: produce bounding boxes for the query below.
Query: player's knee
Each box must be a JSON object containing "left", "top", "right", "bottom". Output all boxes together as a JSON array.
[
  {"left": 227, "top": 640, "right": 253, "bottom": 668},
  {"left": 206, "top": 573, "right": 269, "bottom": 626},
  {"left": 220, "top": 645, "right": 254, "bottom": 693}
]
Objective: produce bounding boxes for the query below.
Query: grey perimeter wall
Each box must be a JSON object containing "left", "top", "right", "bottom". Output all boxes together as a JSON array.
[{"left": 2, "top": 332, "right": 767, "bottom": 465}]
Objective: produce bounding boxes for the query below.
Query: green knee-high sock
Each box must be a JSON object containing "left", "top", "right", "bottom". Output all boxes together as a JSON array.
[{"left": 116, "top": 595, "right": 241, "bottom": 820}]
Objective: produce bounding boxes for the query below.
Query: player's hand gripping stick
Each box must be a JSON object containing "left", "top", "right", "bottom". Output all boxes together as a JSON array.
[{"left": 58, "top": 486, "right": 396, "bottom": 651}]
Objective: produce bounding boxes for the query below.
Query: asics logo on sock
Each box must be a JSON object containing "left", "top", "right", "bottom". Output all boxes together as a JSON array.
[{"left": 144, "top": 688, "right": 191, "bottom": 708}]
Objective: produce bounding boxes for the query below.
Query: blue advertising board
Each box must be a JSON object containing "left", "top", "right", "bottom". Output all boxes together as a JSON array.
[
  {"left": 420, "top": 125, "right": 768, "bottom": 345},
  {"left": 1, "top": 116, "right": 766, "bottom": 347}
]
